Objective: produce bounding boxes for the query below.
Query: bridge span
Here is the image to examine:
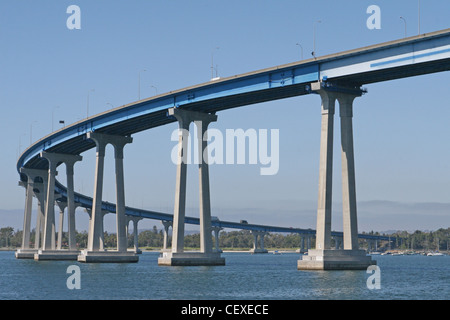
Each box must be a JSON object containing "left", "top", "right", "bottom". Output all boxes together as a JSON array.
[{"left": 15, "top": 29, "right": 450, "bottom": 268}]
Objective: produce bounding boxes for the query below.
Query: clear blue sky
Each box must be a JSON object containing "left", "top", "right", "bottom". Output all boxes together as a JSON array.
[{"left": 1, "top": 1, "right": 449, "bottom": 232}]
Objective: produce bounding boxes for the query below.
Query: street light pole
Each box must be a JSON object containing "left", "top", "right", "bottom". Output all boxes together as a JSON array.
[
  {"left": 211, "top": 47, "right": 219, "bottom": 79},
  {"left": 296, "top": 43, "right": 303, "bottom": 60},
  {"left": 400, "top": 16, "right": 407, "bottom": 38},
  {"left": 30, "top": 121, "right": 37, "bottom": 145}
]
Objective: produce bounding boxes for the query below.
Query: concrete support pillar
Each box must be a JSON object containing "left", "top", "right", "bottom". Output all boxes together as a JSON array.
[
  {"left": 128, "top": 217, "right": 142, "bottom": 253},
  {"left": 20, "top": 179, "right": 33, "bottom": 250},
  {"left": 298, "top": 82, "right": 376, "bottom": 270},
  {"left": 211, "top": 226, "right": 223, "bottom": 253},
  {"left": 337, "top": 94, "right": 359, "bottom": 250},
  {"left": 315, "top": 87, "right": 336, "bottom": 251},
  {"left": 158, "top": 108, "right": 224, "bottom": 266},
  {"left": 39, "top": 152, "right": 82, "bottom": 253},
  {"left": 259, "top": 232, "right": 266, "bottom": 251},
  {"left": 18, "top": 168, "right": 48, "bottom": 250},
  {"left": 86, "top": 132, "right": 132, "bottom": 253},
  {"left": 79, "top": 132, "right": 138, "bottom": 263},
  {"left": 16, "top": 169, "right": 47, "bottom": 259},
  {"left": 170, "top": 109, "right": 191, "bottom": 253},
  {"left": 85, "top": 208, "right": 109, "bottom": 250},
  {"left": 252, "top": 231, "right": 258, "bottom": 250},
  {"left": 56, "top": 201, "right": 67, "bottom": 250},
  {"left": 196, "top": 118, "right": 217, "bottom": 254},
  {"left": 251, "top": 231, "right": 268, "bottom": 253},
  {"left": 40, "top": 152, "right": 59, "bottom": 251},
  {"left": 34, "top": 181, "right": 47, "bottom": 250},
  {"left": 162, "top": 220, "right": 172, "bottom": 250},
  {"left": 65, "top": 156, "right": 82, "bottom": 251},
  {"left": 301, "top": 236, "right": 305, "bottom": 252},
  {"left": 87, "top": 135, "right": 107, "bottom": 252},
  {"left": 168, "top": 107, "right": 217, "bottom": 254}
]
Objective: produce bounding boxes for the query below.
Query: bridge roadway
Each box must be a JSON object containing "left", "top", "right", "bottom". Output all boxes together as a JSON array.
[{"left": 16, "top": 29, "right": 450, "bottom": 264}]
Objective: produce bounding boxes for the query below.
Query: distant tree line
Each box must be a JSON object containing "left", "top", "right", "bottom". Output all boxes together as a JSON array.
[{"left": 1, "top": 226, "right": 449, "bottom": 251}]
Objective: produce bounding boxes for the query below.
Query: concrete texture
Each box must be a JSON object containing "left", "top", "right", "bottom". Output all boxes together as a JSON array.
[
  {"left": 158, "top": 251, "right": 225, "bottom": 266},
  {"left": 297, "top": 249, "right": 376, "bottom": 270}
]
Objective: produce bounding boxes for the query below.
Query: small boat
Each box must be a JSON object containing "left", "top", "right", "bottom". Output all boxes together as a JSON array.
[
  {"left": 427, "top": 252, "right": 444, "bottom": 256},
  {"left": 273, "top": 250, "right": 282, "bottom": 255}
]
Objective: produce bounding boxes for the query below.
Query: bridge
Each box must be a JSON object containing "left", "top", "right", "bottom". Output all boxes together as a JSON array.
[{"left": 15, "top": 29, "right": 450, "bottom": 268}]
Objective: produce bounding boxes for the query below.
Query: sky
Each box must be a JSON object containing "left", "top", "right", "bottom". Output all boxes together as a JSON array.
[{"left": 0, "top": 0, "right": 449, "bottom": 233}]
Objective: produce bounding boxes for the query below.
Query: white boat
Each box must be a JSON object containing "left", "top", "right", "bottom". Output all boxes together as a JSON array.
[{"left": 427, "top": 252, "right": 444, "bottom": 256}]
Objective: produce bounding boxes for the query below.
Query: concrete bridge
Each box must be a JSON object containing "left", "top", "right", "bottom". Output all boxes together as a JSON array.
[{"left": 15, "top": 29, "right": 450, "bottom": 268}]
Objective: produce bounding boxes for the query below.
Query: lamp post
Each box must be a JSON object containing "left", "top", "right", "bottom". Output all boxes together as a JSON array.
[
  {"left": 400, "top": 16, "right": 407, "bottom": 38},
  {"left": 296, "top": 43, "right": 303, "bottom": 60},
  {"left": 30, "top": 121, "right": 38, "bottom": 145},
  {"left": 418, "top": 0, "right": 421, "bottom": 35},
  {"left": 211, "top": 47, "right": 220, "bottom": 79}
]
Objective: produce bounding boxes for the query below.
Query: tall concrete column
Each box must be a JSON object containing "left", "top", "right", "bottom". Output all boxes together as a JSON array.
[
  {"left": 79, "top": 132, "right": 137, "bottom": 262},
  {"left": 65, "top": 156, "right": 82, "bottom": 251},
  {"left": 158, "top": 108, "right": 224, "bottom": 266},
  {"left": 252, "top": 231, "right": 258, "bottom": 251},
  {"left": 21, "top": 179, "right": 33, "bottom": 250},
  {"left": 34, "top": 181, "right": 47, "bottom": 250},
  {"left": 211, "top": 226, "right": 222, "bottom": 252},
  {"left": 86, "top": 132, "right": 132, "bottom": 252},
  {"left": 16, "top": 168, "right": 47, "bottom": 259},
  {"left": 129, "top": 217, "right": 141, "bottom": 253},
  {"left": 111, "top": 136, "right": 133, "bottom": 253},
  {"left": 56, "top": 201, "right": 67, "bottom": 250},
  {"left": 18, "top": 168, "right": 48, "bottom": 251},
  {"left": 195, "top": 116, "right": 217, "bottom": 254},
  {"left": 169, "top": 108, "right": 192, "bottom": 253},
  {"left": 337, "top": 94, "right": 359, "bottom": 250},
  {"left": 259, "top": 232, "right": 266, "bottom": 251},
  {"left": 298, "top": 82, "right": 375, "bottom": 270},
  {"left": 315, "top": 86, "right": 336, "bottom": 251},
  {"left": 40, "top": 152, "right": 59, "bottom": 251},
  {"left": 162, "top": 220, "right": 172, "bottom": 250},
  {"left": 86, "top": 134, "right": 107, "bottom": 252}
]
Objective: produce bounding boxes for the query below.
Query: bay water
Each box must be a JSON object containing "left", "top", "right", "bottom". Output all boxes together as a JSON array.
[{"left": 0, "top": 251, "right": 449, "bottom": 300}]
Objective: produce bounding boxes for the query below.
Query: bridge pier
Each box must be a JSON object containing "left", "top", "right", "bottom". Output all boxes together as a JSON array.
[
  {"left": 16, "top": 169, "right": 47, "bottom": 258},
  {"left": 158, "top": 108, "right": 224, "bottom": 266},
  {"left": 250, "top": 231, "right": 268, "bottom": 254},
  {"left": 161, "top": 220, "right": 172, "bottom": 251},
  {"left": 298, "top": 82, "right": 376, "bottom": 270},
  {"left": 211, "top": 226, "right": 223, "bottom": 253},
  {"left": 126, "top": 216, "right": 142, "bottom": 254},
  {"left": 33, "top": 152, "right": 82, "bottom": 261},
  {"left": 78, "top": 132, "right": 138, "bottom": 263}
]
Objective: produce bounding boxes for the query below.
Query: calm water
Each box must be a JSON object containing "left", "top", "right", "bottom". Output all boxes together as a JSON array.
[{"left": 0, "top": 251, "right": 449, "bottom": 300}]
